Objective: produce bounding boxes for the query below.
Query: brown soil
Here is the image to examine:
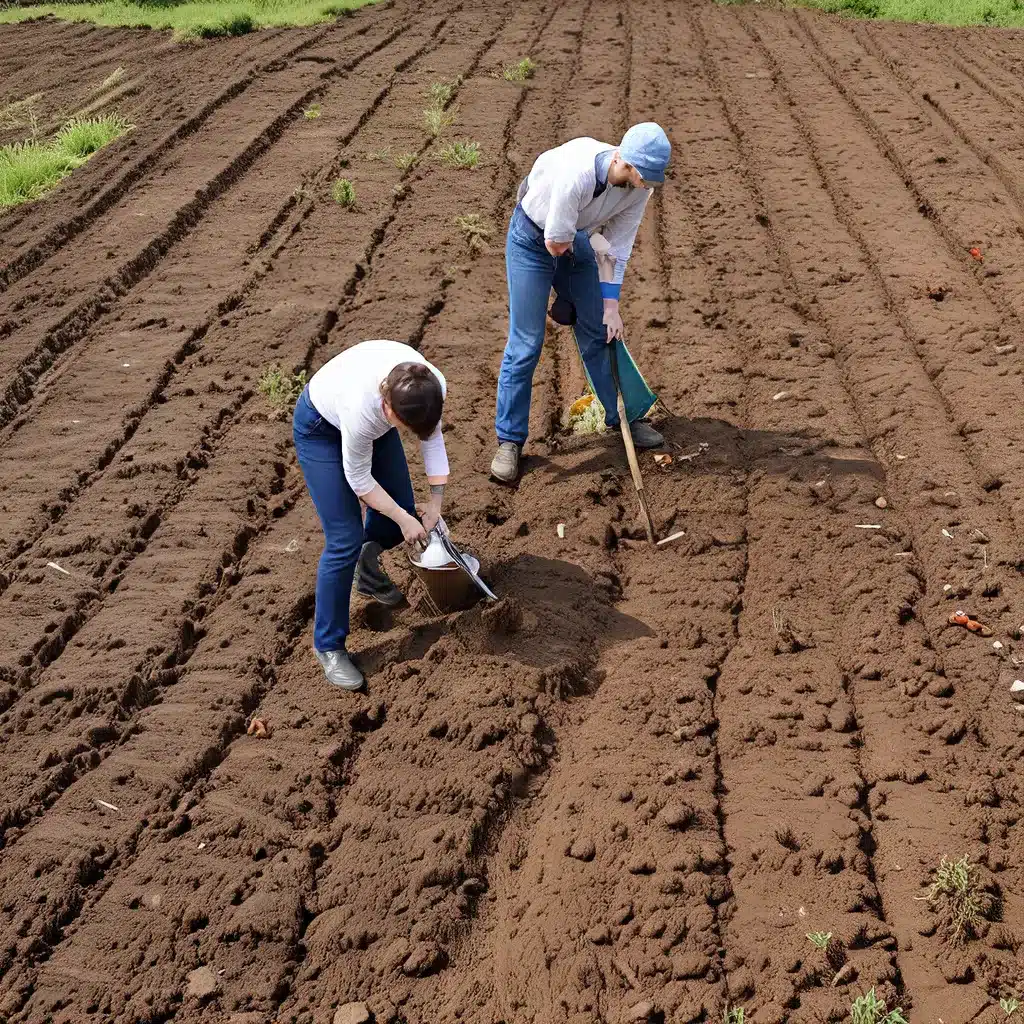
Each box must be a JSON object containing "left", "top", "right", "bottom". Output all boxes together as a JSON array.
[{"left": 1, "top": 1, "right": 1024, "bottom": 1022}]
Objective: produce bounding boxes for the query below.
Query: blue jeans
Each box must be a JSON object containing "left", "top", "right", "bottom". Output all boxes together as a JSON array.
[
  {"left": 292, "top": 387, "right": 416, "bottom": 652},
  {"left": 495, "top": 205, "right": 621, "bottom": 446}
]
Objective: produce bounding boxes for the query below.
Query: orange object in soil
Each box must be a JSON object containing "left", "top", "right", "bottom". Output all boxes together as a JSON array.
[
  {"left": 948, "top": 609, "right": 993, "bottom": 637},
  {"left": 969, "top": 247, "right": 984, "bottom": 263}
]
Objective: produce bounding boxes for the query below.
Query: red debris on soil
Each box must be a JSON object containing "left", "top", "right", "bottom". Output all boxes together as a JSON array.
[{"left": 1, "top": 2, "right": 1024, "bottom": 1024}]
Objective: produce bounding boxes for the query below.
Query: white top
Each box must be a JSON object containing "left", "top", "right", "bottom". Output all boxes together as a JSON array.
[
  {"left": 307, "top": 340, "right": 449, "bottom": 497},
  {"left": 520, "top": 137, "right": 651, "bottom": 265}
]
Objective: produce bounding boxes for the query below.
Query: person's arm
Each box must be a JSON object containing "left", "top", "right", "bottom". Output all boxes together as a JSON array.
[
  {"left": 543, "top": 170, "right": 589, "bottom": 255},
  {"left": 597, "top": 191, "right": 652, "bottom": 341},
  {"left": 419, "top": 424, "right": 450, "bottom": 533},
  {"left": 342, "top": 427, "right": 425, "bottom": 545}
]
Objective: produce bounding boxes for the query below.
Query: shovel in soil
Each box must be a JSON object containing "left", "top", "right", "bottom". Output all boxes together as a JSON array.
[{"left": 608, "top": 343, "right": 687, "bottom": 551}]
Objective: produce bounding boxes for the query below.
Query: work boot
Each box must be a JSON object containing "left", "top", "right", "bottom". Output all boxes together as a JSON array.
[
  {"left": 629, "top": 420, "right": 664, "bottom": 450},
  {"left": 354, "top": 540, "right": 404, "bottom": 606},
  {"left": 490, "top": 441, "right": 520, "bottom": 483},
  {"left": 315, "top": 649, "right": 365, "bottom": 691}
]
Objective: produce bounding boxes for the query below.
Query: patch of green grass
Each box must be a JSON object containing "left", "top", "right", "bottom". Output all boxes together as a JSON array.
[
  {"left": 794, "top": 0, "right": 1024, "bottom": 26},
  {"left": 331, "top": 177, "right": 355, "bottom": 207},
  {"left": 304, "top": 102, "right": 322, "bottom": 120},
  {"left": 257, "top": 365, "right": 307, "bottom": 411},
  {"left": 806, "top": 931, "right": 832, "bottom": 950},
  {"left": 849, "top": 989, "right": 907, "bottom": 1024},
  {"left": 0, "top": 0, "right": 379, "bottom": 38},
  {"left": 439, "top": 139, "right": 480, "bottom": 170},
  {"left": 1002, "top": 997, "right": 1020, "bottom": 1017},
  {"left": 724, "top": 1009, "right": 746, "bottom": 1024},
  {"left": 915, "top": 854, "right": 992, "bottom": 945},
  {"left": 1, "top": 114, "right": 131, "bottom": 209},
  {"left": 502, "top": 56, "right": 536, "bottom": 82},
  {"left": 394, "top": 151, "right": 418, "bottom": 171}
]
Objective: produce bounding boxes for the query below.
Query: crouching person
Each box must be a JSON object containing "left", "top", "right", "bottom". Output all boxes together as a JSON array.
[{"left": 293, "top": 340, "right": 449, "bottom": 691}]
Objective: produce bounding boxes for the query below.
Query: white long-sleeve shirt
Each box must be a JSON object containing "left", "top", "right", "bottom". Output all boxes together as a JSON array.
[
  {"left": 307, "top": 340, "right": 449, "bottom": 497},
  {"left": 520, "top": 137, "right": 651, "bottom": 285}
]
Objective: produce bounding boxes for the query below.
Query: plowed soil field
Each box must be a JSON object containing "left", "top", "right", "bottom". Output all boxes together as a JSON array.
[{"left": 2, "top": 1, "right": 1024, "bottom": 1022}]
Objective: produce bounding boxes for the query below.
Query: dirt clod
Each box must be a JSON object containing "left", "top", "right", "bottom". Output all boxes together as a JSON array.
[{"left": 333, "top": 1003, "right": 372, "bottom": 1024}]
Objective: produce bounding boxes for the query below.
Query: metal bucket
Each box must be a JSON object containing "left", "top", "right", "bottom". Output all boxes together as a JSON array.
[{"left": 408, "top": 551, "right": 483, "bottom": 613}]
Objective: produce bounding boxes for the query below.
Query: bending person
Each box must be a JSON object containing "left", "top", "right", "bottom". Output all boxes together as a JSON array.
[
  {"left": 492, "top": 122, "right": 671, "bottom": 483},
  {"left": 293, "top": 340, "right": 449, "bottom": 691}
]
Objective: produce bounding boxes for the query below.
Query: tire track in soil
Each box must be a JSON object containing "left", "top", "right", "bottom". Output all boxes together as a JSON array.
[
  {"left": 0, "top": 14, "right": 453, "bottom": 713},
  {"left": 0, "top": 13, "right": 420, "bottom": 433},
  {"left": 0, "top": 4, "right": 544, "bottom": 1019},
  {"left": 694, "top": 6, "right": 1024, "bottom": 1018}
]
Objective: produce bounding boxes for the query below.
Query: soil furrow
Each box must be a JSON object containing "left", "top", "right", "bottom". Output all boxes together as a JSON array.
[
  {"left": 0, "top": 15, "right": 418, "bottom": 430},
  {"left": 0, "top": 18, "right": 455, "bottom": 707},
  {"left": 745, "top": 14, "right": 1024, "bottom": 534},
  {"left": 0, "top": 30, "right": 329, "bottom": 293},
  {"left": 689, "top": 6, "right": 1024, "bottom": 1016},
  {"left": 853, "top": 22, "right": 1024, "bottom": 228}
]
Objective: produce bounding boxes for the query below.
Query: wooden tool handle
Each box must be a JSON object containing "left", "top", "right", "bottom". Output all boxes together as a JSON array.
[{"left": 610, "top": 343, "right": 656, "bottom": 547}]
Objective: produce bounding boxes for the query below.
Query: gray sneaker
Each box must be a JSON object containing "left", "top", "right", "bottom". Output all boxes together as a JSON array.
[
  {"left": 629, "top": 420, "right": 664, "bottom": 450},
  {"left": 354, "top": 541, "right": 403, "bottom": 606},
  {"left": 315, "top": 649, "right": 365, "bottom": 691},
  {"left": 490, "top": 441, "right": 520, "bottom": 483}
]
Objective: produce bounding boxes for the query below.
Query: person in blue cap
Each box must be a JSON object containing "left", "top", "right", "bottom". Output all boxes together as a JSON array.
[{"left": 491, "top": 122, "right": 672, "bottom": 483}]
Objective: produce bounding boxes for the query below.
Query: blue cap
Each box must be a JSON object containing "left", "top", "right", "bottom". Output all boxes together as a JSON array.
[{"left": 619, "top": 122, "right": 671, "bottom": 184}]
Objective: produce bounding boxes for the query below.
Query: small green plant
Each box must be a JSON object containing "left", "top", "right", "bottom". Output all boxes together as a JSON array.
[
  {"left": 427, "top": 77, "right": 460, "bottom": 108},
  {"left": 366, "top": 144, "right": 392, "bottom": 161},
  {"left": 423, "top": 104, "right": 455, "bottom": 137},
  {"left": 422, "top": 77, "right": 459, "bottom": 136},
  {"left": 915, "top": 855, "right": 991, "bottom": 945},
  {"left": 394, "top": 151, "right": 418, "bottom": 171},
  {"left": 1002, "top": 997, "right": 1020, "bottom": 1017},
  {"left": 304, "top": 102, "right": 322, "bottom": 119},
  {"left": 807, "top": 931, "right": 832, "bottom": 950},
  {"left": 724, "top": 1009, "right": 746, "bottom": 1024},
  {"left": 454, "top": 212, "right": 492, "bottom": 252},
  {"left": 439, "top": 139, "right": 480, "bottom": 169},
  {"left": 257, "top": 365, "right": 307, "bottom": 411},
  {"left": 331, "top": 177, "right": 355, "bottom": 207},
  {"left": 503, "top": 56, "right": 536, "bottom": 82},
  {"left": 849, "top": 989, "right": 907, "bottom": 1024}
]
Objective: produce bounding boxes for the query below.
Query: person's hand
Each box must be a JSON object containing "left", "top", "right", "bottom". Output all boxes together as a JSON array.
[
  {"left": 603, "top": 299, "right": 624, "bottom": 344},
  {"left": 400, "top": 511, "right": 427, "bottom": 547},
  {"left": 545, "top": 239, "right": 572, "bottom": 257},
  {"left": 421, "top": 503, "right": 441, "bottom": 534}
]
